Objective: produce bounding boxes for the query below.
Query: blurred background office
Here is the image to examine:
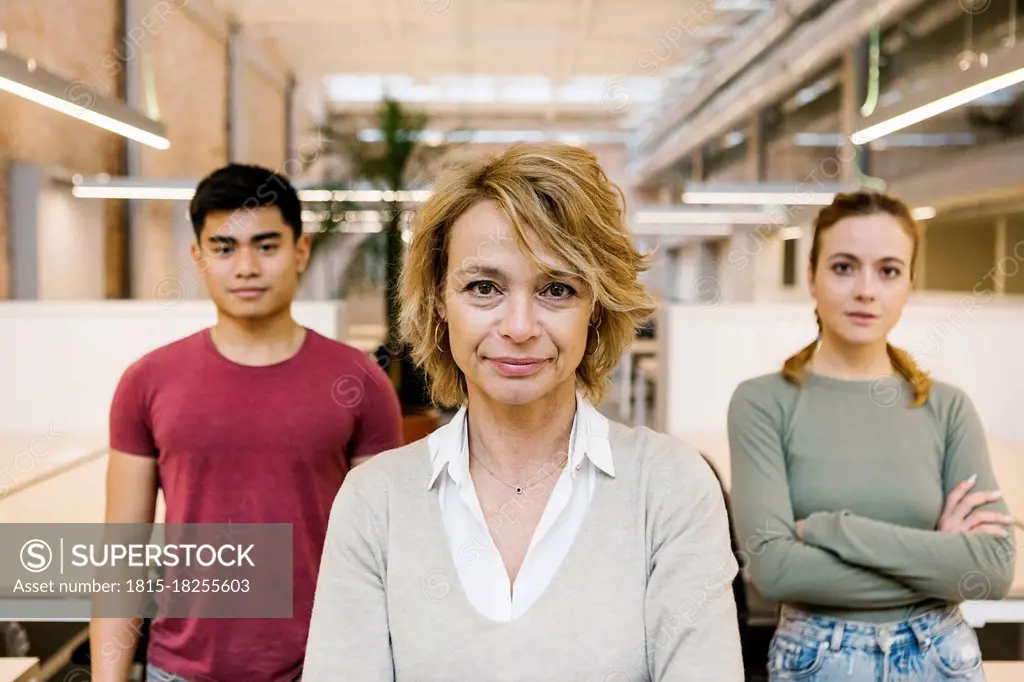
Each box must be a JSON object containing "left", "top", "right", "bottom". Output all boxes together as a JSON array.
[{"left": 0, "top": 1, "right": 1022, "bottom": 680}]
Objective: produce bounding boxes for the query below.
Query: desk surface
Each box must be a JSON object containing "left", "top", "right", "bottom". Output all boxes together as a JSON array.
[
  {"left": 983, "top": 661, "right": 1024, "bottom": 681},
  {"left": 0, "top": 658, "right": 39, "bottom": 682},
  {"left": 0, "top": 432, "right": 107, "bottom": 498},
  {"left": 683, "top": 432, "right": 1024, "bottom": 601}
]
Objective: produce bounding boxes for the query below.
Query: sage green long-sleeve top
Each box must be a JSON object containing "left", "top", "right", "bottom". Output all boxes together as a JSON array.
[{"left": 727, "top": 370, "right": 1017, "bottom": 623}]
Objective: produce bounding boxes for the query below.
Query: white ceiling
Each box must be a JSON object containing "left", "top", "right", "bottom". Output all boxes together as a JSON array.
[{"left": 214, "top": 0, "right": 772, "bottom": 118}]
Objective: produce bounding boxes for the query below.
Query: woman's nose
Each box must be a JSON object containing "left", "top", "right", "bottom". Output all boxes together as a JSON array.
[{"left": 498, "top": 295, "right": 540, "bottom": 342}]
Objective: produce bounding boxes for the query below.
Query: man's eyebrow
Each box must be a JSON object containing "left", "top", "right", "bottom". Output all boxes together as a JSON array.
[{"left": 206, "top": 231, "right": 283, "bottom": 245}]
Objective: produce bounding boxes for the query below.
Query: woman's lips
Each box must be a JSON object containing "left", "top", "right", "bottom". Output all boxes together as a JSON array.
[{"left": 488, "top": 357, "right": 548, "bottom": 376}]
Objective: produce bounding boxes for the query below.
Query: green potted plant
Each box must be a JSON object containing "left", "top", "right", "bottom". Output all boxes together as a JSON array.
[{"left": 308, "top": 98, "right": 461, "bottom": 433}]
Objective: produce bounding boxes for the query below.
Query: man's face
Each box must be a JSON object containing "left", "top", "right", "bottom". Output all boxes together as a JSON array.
[{"left": 191, "top": 206, "right": 310, "bottom": 321}]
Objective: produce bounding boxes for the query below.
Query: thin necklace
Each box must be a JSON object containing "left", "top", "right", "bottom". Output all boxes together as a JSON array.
[{"left": 470, "top": 450, "right": 568, "bottom": 495}]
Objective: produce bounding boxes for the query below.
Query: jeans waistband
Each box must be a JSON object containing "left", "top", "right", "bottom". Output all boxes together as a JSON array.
[{"left": 777, "top": 604, "right": 965, "bottom": 654}]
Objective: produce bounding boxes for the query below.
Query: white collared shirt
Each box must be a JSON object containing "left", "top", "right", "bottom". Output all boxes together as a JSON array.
[{"left": 427, "top": 392, "right": 614, "bottom": 622}]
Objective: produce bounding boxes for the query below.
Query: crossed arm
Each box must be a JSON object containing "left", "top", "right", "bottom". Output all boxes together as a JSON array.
[{"left": 727, "top": 385, "right": 1017, "bottom": 607}]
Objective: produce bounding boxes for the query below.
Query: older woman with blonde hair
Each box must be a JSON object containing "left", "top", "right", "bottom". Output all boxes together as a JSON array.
[{"left": 302, "top": 143, "right": 744, "bottom": 681}]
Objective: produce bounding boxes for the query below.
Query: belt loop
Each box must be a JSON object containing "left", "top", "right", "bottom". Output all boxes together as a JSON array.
[
  {"left": 908, "top": 616, "right": 931, "bottom": 652},
  {"left": 829, "top": 621, "right": 845, "bottom": 651}
]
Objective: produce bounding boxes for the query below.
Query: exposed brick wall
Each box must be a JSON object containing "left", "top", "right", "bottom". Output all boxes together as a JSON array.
[
  {"left": 241, "top": 64, "right": 288, "bottom": 172},
  {"left": 133, "top": 4, "right": 230, "bottom": 299},
  {"left": 142, "top": 8, "right": 228, "bottom": 178},
  {"left": 1, "top": 1, "right": 294, "bottom": 300},
  {"left": 0, "top": 0, "right": 123, "bottom": 299}
]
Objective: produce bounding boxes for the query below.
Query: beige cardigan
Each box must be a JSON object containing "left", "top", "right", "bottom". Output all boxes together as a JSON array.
[{"left": 302, "top": 420, "right": 745, "bottom": 681}]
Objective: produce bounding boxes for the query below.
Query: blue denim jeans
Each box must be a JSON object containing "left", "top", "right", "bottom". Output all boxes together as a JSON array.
[
  {"left": 768, "top": 605, "right": 986, "bottom": 681},
  {"left": 147, "top": 664, "right": 302, "bottom": 681},
  {"left": 146, "top": 664, "right": 190, "bottom": 682}
]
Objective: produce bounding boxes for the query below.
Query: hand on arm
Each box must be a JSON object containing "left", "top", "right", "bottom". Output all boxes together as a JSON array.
[
  {"left": 797, "top": 481, "right": 1010, "bottom": 539},
  {"left": 728, "top": 384, "right": 928, "bottom": 608},
  {"left": 798, "top": 391, "right": 1017, "bottom": 602},
  {"left": 937, "top": 476, "right": 1012, "bottom": 537}
]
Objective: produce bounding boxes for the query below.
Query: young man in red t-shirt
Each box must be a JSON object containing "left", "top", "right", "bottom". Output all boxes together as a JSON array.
[{"left": 89, "top": 164, "right": 403, "bottom": 682}]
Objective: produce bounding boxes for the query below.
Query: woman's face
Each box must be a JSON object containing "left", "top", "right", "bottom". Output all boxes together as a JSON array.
[
  {"left": 809, "top": 212, "right": 915, "bottom": 348},
  {"left": 439, "top": 200, "right": 593, "bottom": 408}
]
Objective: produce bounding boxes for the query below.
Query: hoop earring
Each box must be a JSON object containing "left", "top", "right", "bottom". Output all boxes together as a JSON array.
[
  {"left": 434, "top": 324, "right": 446, "bottom": 354},
  {"left": 813, "top": 309, "right": 822, "bottom": 352}
]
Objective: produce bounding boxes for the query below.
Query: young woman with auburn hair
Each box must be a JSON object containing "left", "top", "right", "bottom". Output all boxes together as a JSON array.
[
  {"left": 727, "top": 191, "right": 1017, "bottom": 681},
  {"left": 303, "top": 143, "right": 745, "bottom": 681}
]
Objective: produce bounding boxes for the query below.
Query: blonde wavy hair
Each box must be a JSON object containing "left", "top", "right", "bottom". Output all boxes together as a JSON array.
[
  {"left": 398, "top": 143, "right": 657, "bottom": 410},
  {"left": 782, "top": 190, "right": 932, "bottom": 407}
]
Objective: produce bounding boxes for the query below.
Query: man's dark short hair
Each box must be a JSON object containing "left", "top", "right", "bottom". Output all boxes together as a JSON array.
[{"left": 189, "top": 163, "right": 303, "bottom": 241}]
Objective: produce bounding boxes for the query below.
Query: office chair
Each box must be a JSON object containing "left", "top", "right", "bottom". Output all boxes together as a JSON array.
[{"left": 699, "top": 452, "right": 770, "bottom": 682}]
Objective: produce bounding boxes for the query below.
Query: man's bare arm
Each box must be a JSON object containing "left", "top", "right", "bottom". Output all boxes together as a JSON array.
[{"left": 89, "top": 450, "right": 159, "bottom": 682}]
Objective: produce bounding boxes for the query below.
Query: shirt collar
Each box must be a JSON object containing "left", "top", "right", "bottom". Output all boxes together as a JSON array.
[{"left": 427, "top": 391, "right": 614, "bottom": 490}]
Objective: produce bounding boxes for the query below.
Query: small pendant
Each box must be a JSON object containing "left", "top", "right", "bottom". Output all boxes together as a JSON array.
[{"left": 515, "top": 486, "right": 523, "bottom": 495}]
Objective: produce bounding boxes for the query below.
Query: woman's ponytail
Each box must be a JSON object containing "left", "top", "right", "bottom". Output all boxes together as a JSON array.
[
  {"left": 782, "top": 311, "right": 821, "bottom": 387},
  {"left": 887, "top": 343, "right": 932, "bottom": 407}
]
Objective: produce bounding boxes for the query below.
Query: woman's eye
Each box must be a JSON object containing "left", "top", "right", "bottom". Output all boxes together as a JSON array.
[
  {"left": 544, "top": 283, "right": 577, "bottom": 299},
  {"left": 832, "top": 262, "right": 852, "bottom": 274},
  {"left": 881, "top": 266, "right": 902, "bottom": 278},
  {"left": 468, "top": 281, "right": 498, "bottom": 296}
]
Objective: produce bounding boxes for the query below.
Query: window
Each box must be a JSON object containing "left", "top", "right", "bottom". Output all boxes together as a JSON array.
[{"left": 782, "top": 236, "right": 797, "bottom": 286}]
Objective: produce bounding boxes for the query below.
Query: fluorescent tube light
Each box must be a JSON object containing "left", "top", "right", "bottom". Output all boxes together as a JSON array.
[
  {"left": 851, "top": 66, "right": 1024, "bottom": 145},
  {"left": 72, "top": 185, "right": 194, "bottom": 200},
  {"left": 72, "top": 176, "right": 437, "bottom": 203},
  {"left": 320, "top": 189, "right": 432, "bottom": 202},
  {"left": 911, "top": 206, "right": 936, "bottom": 221},
  {"left": 72, "top": 177, "right": 196, "bottom": 200},
  {"left": 634, "top": 209, "right": 781, "bottom": 225},
  {"left": 682, "top": 190, "right": 838, "bottom": 206},
  {"left": 630, "top": 223, "right": 735, "bottom": 237},
  {"left": 0, "top": 50, "right": 169, "bottom": 149},
  {"left": 681, "top": 182, "right": 853, "bottom": 206}
]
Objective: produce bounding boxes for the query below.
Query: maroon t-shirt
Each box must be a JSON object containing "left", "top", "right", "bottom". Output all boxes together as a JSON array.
[{"left": 109, "top": 327, "right": 403, "bottom": 682}]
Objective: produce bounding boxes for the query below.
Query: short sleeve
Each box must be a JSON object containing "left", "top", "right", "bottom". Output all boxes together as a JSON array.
[
  {"left": 349, "top": 355, "right": 404, "bottom": 460},
  {"left": 109, "top": 361, "right": 157, "bottom": 457}
]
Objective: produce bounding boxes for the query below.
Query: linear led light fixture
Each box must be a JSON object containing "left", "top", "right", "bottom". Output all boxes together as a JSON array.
[
  {"left": 630, "top": 223, "right": 735, "bottom": 237},
  {"left": 0, "top": 49, "right": 170, "bottom": 150},
  {"left": 681, "top": 183, "right": 854, "bottom": 206},
  {"left": 300, "top": 189, "right": 432, "bottom": 202},
  {"left": 851, "top": 66, "right": 1024, "bottom": 145},
  {"left": 72, "top": 177, "right": 434, "bottom": 203},
  {"left": 634, "top": 208, "right": 781, "bottom": 225},
  {"left": 71, "top": 177, "right": 195, "bottom": 200}
]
